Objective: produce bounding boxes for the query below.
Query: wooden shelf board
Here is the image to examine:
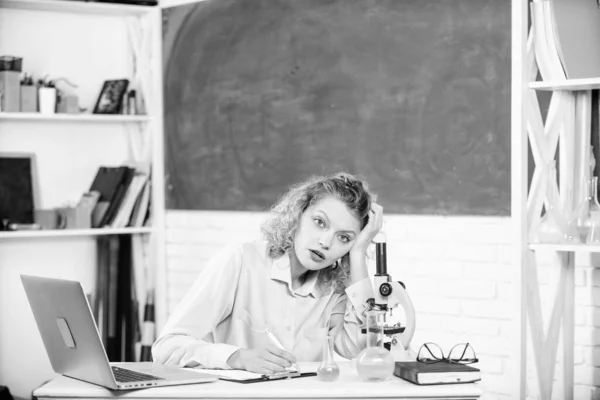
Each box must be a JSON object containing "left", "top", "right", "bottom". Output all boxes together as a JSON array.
[
  {"left": 0, "top": 0, "right": 155, "bottom": 15},
  {"left": 0, "top": 112, "right": 151, "bottom": 123},
  {"left": 528, "top": 243, "right": 600, "bottom": 253},
  {"left": 530, "top": 78, "right": 600, "bottom": 91},
  {"left": 0, "top": 227, "right": 153, "bottom": 239}
]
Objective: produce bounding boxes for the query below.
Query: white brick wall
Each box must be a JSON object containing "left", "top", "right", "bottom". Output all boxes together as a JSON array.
[{"left": 163, "top": 210, "right": 600, "bottom": 399}]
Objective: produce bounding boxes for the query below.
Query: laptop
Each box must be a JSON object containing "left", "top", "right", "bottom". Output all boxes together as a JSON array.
[{"left": 21, "top": 274, "right": 218, "bottom": 390}]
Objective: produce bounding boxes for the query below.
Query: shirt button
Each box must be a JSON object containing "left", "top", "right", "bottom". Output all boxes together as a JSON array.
[{"left": 286, "top": 326, "right": 291, "bottom": 331}]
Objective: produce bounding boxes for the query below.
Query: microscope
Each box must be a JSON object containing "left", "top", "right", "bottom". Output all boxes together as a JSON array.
[{"left": 364, "top": 241, "right": 416, "bottom": 361}]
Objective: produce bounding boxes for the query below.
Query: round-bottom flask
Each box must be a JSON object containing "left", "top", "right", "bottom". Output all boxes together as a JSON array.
[{"left": 355, "top": 310, "right": 394, "bottom": 382}]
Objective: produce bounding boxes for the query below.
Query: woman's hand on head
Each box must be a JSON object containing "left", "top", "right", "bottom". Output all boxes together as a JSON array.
[
  {"left": 226, "top": 345, "right": 297, "bottom": 374},
  {"left": 350, "top": 202, "right": 383, "bottom": 256}
]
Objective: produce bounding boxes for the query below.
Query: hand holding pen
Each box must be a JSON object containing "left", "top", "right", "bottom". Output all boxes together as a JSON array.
[
  {"left": 226, "top": 328, "right": 297, "bottom": 375},
  {"left": 264, "top": 328, "right": 301, "bottom": 373}
]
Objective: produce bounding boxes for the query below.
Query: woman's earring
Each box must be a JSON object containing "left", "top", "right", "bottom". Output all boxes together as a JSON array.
[{"left": 333, "top": 259, "right": 341, "bottom": 269}]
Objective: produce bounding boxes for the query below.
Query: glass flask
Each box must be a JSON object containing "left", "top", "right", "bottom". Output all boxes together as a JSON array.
[
  {"left": 587, "top": 211, "right": 600, "bottom": 244},
  {"left": 355, "top": 310, "right": 394, "bottom": 382},
  {"left": 316, "top": 335, "right": 340, "bottom": 382},
  {"left": 538, "top": 162, "right": 576, "bottom": 243},
  {"left": 575, "top": 177, "right": 600, "bottom": 242}
]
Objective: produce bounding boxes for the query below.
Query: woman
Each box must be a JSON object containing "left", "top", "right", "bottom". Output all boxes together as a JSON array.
[{"left": 152, "top": 172, "right": 382, "bottom": 374}]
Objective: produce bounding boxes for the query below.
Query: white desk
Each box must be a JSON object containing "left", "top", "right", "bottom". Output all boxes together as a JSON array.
[{"left": 34, "top": 362, "right": 482, "bottom": 400}]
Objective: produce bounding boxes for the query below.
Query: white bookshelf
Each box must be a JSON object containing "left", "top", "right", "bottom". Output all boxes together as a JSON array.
[
  {"left": 0, "top": 3, "right": 165, "bottom": 397},
  {"left": 512, "top": 0, "right": 600, "bottom": 398},
  {"left": 0, "top": 112, "right": 152, "bottom": 123},
  {"left": 0, "top": 0, "right": 155, "bottom": 15},
  {"left": 0, "top": 226, "right": 153, "bottom": 239}
]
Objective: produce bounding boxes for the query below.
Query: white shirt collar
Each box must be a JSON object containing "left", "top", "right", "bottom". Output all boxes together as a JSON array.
[{"left": 270, "top": 253, "right": 323, "bottom": 297}]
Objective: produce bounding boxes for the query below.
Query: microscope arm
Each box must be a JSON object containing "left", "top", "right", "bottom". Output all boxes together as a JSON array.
[{"left": 388, "top": 281, "right": 416, "bottom": 350}]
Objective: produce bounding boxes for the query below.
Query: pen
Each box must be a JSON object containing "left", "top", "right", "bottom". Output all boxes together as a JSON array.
[{"left": 264, "top": 328, "right": 300, "bottom": 372}]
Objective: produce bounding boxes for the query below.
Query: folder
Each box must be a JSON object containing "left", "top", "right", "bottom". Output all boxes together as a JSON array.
[
  {"left": 189, "top": 364, "right": 317, "bottom": 384},
  {"left": 191, "top": 369, "right": 316, "bottom": 384},
  {"left": 223, "top": 372, "right": 317, "bottom": 384}
]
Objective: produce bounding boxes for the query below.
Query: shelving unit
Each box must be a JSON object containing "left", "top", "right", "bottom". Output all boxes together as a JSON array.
[
  {"left": 512, "top": 1, "right": 599, "bottom": 399},
  {"left": 0, "top": 2, "right": 166, "bottom": 395}
]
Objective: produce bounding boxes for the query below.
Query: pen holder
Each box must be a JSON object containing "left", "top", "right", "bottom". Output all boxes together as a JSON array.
[{"left": 0, "top": 70, "right": 20, "bottom": 112}]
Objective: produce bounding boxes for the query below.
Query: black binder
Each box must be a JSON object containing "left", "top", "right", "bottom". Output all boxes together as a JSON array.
[{"left": 89, "top": 166, "right": 135, "bottom": 227}]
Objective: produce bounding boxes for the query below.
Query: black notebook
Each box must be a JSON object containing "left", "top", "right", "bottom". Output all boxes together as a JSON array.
[{"left": 394, "top": 362, "right": 481, "bottom": 385}]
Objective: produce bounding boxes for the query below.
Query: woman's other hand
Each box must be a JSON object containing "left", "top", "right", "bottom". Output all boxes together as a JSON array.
[
  {"left": 350, "top": 202, "right": 383, "bottom": 257},
  {"left": 226, "top": 344, "right": 297, "bottom": 374}
]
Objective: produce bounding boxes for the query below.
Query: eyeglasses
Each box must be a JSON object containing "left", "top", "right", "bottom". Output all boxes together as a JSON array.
[{"left": 416, "top": 342, "right": 478, "bottom": 365}]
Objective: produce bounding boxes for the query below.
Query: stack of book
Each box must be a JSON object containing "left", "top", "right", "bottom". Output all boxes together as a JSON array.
[{"left": 87, "top": 165, "right": 151, "bottom": 229}]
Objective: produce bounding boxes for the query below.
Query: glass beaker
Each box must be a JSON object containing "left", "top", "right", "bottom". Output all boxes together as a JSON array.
[
  {"left": 316, "top": 335, "right": 340, "bottom": 381},
  {"left": 355, "top": 310, "right": 394, "bottom": 382}
]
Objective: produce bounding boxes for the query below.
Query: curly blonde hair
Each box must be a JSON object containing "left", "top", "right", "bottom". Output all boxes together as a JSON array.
[{"left": 261, "top": 172, "right": 375, "bottom": 293}]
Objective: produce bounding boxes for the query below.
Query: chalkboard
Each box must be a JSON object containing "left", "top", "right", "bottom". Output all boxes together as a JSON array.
[
  {"left": 163, "top": 0, "right": 511, "bottom": 215},
  {"left": 0, "top": 153, "right": 38, "bottom": 224}
]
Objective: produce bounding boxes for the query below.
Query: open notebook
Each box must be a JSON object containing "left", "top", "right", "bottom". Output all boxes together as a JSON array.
[{"left": 188, "top": 362, "right": 319, "bottom": 383}]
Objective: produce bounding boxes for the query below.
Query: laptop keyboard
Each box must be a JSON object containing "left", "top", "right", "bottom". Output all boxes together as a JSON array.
[{"left": 112, "top": 366, "right": 165, "bottom": 383}]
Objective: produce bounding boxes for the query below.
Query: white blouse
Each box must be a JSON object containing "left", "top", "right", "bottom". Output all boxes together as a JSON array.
[{"left": 152, "top": 240, "right": 375, "bottom": 369}]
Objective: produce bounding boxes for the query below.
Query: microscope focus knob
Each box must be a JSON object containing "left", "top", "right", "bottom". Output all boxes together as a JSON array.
[{"left": 379, "top": 282, "right": 393, "bottom": 297}]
